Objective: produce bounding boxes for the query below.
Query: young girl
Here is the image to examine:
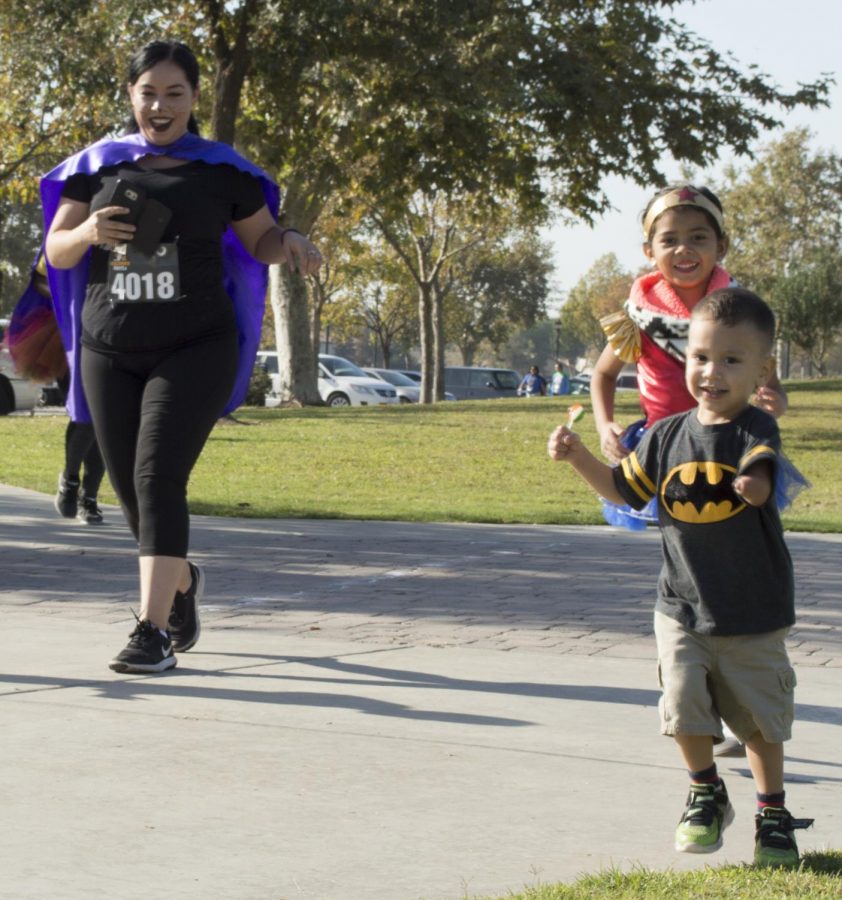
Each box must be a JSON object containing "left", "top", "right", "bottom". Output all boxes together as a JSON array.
[{"left": 590, "top": 184, "right": 789, "bottom": 529}]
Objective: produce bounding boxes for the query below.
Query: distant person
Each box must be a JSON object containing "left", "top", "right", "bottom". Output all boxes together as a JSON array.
[
  {"left": 42, "top": 40, "right": 321, "bottom": 674},
  {"left": 517, "top": 365, "right": 547, "bottom": 397},
  {"left": 9, "top": 253, "right": 107, "bottom": 525},
  {"left": 54, "top": 371, "right": 106, "bottom": 525},
  {"left": 549, "top": 361, "right": 570, "bottom": 396},
  {"left": 548, "top": 289, "right": 813, "bottom": 867}
]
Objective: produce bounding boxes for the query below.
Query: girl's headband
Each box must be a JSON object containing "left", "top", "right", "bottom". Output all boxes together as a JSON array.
[{"left": 642, "top": 185, "right": 724, "bottom": 238}]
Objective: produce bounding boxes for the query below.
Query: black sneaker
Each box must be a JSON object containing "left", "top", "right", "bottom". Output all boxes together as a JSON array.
[
  {"left": 77, "top": 496, "right": 104, "bottom": 525},
  {"left": 754, "top": 806, "right": 814, "bottom": 867},
  {"left": 169, "top": 562, "right": 204, "bottom": 652},
  {"left": 109, "top": 619, "right": 177, "bottom": 673},
  {"left": 54, "top": 474, "right": 79, "bottom": 518}
]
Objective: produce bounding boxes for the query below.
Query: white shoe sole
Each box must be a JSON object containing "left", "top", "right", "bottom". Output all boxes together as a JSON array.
[
  {"left": 714, "top": 737, "right": 746, "bottom": 757},
  {"left": 109, "top": 655, "right": 178, "bottom": 674}
]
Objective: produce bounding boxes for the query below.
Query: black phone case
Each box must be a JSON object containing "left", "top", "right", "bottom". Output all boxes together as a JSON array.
[
  {"left": 103, "top": 178, "right": 147, "bottom": 225},
  {"left": 133, "top": 199, "right": 172, "bottom": 256}
]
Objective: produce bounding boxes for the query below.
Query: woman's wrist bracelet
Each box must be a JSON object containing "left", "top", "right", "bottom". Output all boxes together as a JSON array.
[{"left": 279, "top": 227, "right": 302, "bottom": 244}]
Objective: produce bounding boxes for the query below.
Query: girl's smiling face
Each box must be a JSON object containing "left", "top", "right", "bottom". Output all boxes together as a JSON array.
[
  {"left": 127, "top": 60, "right": 198, "bottom": 146},
  {"left": 643, "top": 207, "right": 728, "bottom": 307}
]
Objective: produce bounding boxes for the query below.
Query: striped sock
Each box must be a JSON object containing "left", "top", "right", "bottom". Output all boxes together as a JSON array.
[
  {"left": 757, "top": 791, "right": 785, "bottom": 811},
  {"left": 689, "top": 763, "right": 721, "bottom": 785}
]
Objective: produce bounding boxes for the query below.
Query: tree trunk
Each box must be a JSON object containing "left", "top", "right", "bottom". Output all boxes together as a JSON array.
[
  {"left": 269, "top": 265, "right": 322, "bottom": 404},
  {"left": 206, "top": 0, "right": 260, "bottom": 144},
  {"left": 310, "top": 278, "right": 327, "bottom": 356},
  {"left": 431, "top": 281, "right": 445, "bottom": 401},
  {"left": 418, "top": 283, "right": 434, "bottom": 403}
]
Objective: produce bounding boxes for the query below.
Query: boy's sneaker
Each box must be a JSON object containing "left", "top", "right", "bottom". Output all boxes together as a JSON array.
[
  {"left": 54, "top": 474, "right": 80, "bottom": 518},
  {"left": 754, "top": 806, "right": 814, "bottom": 868},
  {"left": 77, "top": 496, "right": 104, "bottom": 525},
  {"left": 675, "top": 780, "right": 735, "bottom": 853},
  {"left": 168, "top": 562, "right": 204, "bottom": 652},
  {"left": 109, "top": 619, "right": 177, "bottom": 673}
]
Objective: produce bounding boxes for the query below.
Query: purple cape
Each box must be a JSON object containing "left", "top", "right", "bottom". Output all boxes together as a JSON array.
[{"left": 38, "top": 131, "right": 280, "bottom": 421}]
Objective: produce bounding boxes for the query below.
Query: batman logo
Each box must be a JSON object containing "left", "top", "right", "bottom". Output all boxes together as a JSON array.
[{"left": 660, "top": 461, "right": 746, "bottom": 524}]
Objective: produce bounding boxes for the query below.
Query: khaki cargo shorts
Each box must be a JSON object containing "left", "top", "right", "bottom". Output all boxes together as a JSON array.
[{"left": 654, "top": 611, "right": 795, "bottom": 744}]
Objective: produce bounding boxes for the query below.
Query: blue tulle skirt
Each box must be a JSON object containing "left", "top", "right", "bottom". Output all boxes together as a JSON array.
[
  {"left": 601, "top": 418, "right": 810, "bottom": 531},
  {"left": 602, "top": 420, "right": 654, "bottom": 530}
]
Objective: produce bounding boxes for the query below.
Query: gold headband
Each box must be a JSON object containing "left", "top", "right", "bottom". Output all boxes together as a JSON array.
[{"left": 642, "top": 185, "right": 724, "bottom": 239}]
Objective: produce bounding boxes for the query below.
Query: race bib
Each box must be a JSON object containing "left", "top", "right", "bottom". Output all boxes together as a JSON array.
[{"left": 107, "top": 242, "right": 181, "bottom": 304}]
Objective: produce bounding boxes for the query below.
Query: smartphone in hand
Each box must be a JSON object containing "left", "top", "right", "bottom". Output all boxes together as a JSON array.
[
  {"left": 133, "top": 199, "right": 172, "bottom": 256},
  {"left": 94, "top": 178, "right": 171, "bottom": 256},
  {"left": 102, "top": 178, "right": 147, "bottom": 225}
]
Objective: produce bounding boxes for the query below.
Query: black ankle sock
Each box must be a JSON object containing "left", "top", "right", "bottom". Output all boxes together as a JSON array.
[
  {"left": 689, "top": 763, "right": 720, "bottom": 785},
  {"left": 757, "top": 790, "right": 785, "bottom": 811}
]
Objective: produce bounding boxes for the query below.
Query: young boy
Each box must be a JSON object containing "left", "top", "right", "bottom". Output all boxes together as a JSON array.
[{"left": 548, "top": 287, "right": 813, "bottom": 866}]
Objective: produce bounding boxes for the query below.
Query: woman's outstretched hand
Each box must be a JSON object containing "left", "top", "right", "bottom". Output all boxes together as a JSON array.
[{"left": 283, "top": 231, "right": 322, "bottom": 276}]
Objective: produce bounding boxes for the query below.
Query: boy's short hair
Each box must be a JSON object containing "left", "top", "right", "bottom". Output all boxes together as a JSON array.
[{"left": 692, "top": 287, "right": 776, "bottom": 352}]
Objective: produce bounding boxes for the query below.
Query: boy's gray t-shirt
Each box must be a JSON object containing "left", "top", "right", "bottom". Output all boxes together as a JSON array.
[{"left": 612, "top": 406, "right": 794, "bottom": 636}]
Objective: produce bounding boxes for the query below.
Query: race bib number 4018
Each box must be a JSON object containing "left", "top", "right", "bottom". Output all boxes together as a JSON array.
[{"left": 108, "top": 243, "right": 181, "bottom": 304}]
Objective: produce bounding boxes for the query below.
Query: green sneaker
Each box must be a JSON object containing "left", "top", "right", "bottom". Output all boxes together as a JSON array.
[
  {"left": 754, "top": 806, "right": 814, "bottom": 868},
  {"left": 675, "top": 781, "right": 734, "bottom": 853}
]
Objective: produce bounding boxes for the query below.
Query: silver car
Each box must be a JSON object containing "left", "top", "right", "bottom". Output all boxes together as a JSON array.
[{"left": 377, "top": 369, "right": 456, "bottom": 401}]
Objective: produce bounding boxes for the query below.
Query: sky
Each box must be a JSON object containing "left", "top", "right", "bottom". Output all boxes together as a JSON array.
[{"left": 543, "top": 0, "right": 841, "bottom": 309}]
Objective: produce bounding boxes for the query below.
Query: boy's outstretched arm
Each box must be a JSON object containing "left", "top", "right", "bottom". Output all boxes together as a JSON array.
[
  {"left": 733, "top": 459, "right": 774, "bottom": 507},
  {"left": 547, "top": 425, "right": 627, "bottom": 505}
]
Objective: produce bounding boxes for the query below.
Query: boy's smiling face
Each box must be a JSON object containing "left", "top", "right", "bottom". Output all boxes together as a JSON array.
[{"left": 686, "top": 315, "right": 775, "bottom": 424}]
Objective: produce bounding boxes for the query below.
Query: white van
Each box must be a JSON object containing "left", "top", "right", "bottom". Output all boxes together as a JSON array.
[
  {"left": 0, "top": 318, "right": 41, "bottom": 415},
  {"left": 256, "top": 351, "right": 399, "bottom": 407}
]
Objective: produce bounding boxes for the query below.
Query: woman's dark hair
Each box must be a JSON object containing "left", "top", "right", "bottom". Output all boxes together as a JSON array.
[
  {"left": 642, "top": 184, "right": 725, "bottom": 240},
  {"left": 126, "top": 40, "right": 200, "bottom": 135}
]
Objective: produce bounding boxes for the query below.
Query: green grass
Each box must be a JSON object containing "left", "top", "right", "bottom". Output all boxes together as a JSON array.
[
  {"left": 1, "top": 378, "right": 840, "bottom": 532},
  {"left": 484, "top": 850, "right": 842, "bottom": 898}
]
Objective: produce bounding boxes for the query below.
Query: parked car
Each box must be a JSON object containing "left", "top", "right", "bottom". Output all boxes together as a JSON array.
[
  {"left": 443, "top": 366, "right": 521, "bottom": 400},
  {"left": 256, "top": 351, "right": 399, "bottom": 407},
  {"left": 363, "top": 367, "right": 419, "bottom": 403},
  {"left": 318, "top": 354, "right": 399, "bottom": 407},
  {"left": 570, "top": 374, "right": 591, "bottom": 395},
  {"left": 366, "top": 368, "right": 457, "bottom": 402},
  {"left": 569, "top": 372, "right": 637, "bottom": 395},
  {"left": 616, "top": 373, "right": 639, "bottom": 391},
  {"left": 0, "top": 318, "right": 40, "bottom": 415}
]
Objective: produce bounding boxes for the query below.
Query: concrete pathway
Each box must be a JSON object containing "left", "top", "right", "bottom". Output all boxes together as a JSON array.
[{"left": 1, "top": 484, "right": 839, "bottom": 899}]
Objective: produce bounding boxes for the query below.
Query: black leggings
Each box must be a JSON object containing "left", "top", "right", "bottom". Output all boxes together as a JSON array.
[
  {"left": 80, "top": 332, "right": 239, "bottom": 556},
  {"left": 65, "top": 421, "right": 106, "bottom": 497},
  {"left": 59, "top": 374, "right": 106, "bottom": 497}
]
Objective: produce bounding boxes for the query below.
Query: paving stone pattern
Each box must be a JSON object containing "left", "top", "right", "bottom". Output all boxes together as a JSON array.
[{"left": 3, "top": 485, "right": 839, "bottom": 667}]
